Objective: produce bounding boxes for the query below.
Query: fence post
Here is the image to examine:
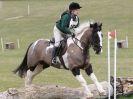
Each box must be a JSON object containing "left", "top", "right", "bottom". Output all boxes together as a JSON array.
[
  {"left": 17, "top": 39, "right": 20, "bottom": 48},
  {"left": 1, "top": 37, "right": 4, "bottom": 52}
]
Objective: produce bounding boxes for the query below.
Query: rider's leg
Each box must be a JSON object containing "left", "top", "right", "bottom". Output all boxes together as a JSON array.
[
  {"left": 52, "top": 46, "right": 59, "bottom": 64},
  {"left": 52, "top": 26, "right": 63, "bottom": 64}
]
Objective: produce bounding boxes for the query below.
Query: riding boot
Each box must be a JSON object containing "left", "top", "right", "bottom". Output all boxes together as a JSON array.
[{"left": 52, "top": 46, "right": 59, "bottom": 64}]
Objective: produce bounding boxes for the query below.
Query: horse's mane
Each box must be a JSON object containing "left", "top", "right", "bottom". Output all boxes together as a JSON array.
[{"left": 74, "top": 21, "right": 91, "bottom": 35}]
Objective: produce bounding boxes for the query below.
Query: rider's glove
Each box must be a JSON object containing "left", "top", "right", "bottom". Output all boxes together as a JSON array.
[{"left": 71, "top": 32, "right": 75, "bottom": 38}]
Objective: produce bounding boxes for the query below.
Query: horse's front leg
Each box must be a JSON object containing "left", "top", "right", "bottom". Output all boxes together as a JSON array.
[
  {"left": 85, "top": 64, "right": 106, "bottom": 95},
  {"left": 71, "top": 67, "right": 93, "bottom": 97}
]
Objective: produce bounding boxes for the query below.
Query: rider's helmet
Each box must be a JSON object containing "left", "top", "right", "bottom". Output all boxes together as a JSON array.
[{"left": 69, "top": 2, "right": 82, "bottom": 10}]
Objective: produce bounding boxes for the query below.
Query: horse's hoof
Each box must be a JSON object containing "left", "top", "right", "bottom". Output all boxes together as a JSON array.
[
  {"left": 99, "top": 89, "right": 106, "bottom": 96},
  {"left": 86, "top": 93, "right": 94, "bottom": 98},
  {"left": 25, "top": 84, "right": 32, "bottom": 87}
]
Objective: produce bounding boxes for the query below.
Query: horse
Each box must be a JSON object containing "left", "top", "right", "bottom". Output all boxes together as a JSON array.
[{"left": 13, "top": 21, "right": 105, "bottom": 97}]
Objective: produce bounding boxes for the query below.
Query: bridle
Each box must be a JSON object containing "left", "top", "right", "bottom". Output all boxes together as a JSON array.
[
  {"left": 72, "top": 30, "right": 102, "bottom": 51},
  {"left": 70, "top": 22, "right": 103, "bottom": 53}
]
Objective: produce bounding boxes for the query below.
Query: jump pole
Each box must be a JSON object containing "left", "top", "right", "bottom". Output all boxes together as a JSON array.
[
  {"left": 114, "top": 30, "right": 117, "bottom": 99},
  {"left": 108, "top": 30, "right": 117, "bottom": 99},
  {"left": 108, "top": 32, "right": 111, "bottom": 99}
]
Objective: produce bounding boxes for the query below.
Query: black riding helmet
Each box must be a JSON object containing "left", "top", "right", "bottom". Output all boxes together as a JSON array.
[{"left": 69, "top": 2, "right": 82, "bottom": 10}]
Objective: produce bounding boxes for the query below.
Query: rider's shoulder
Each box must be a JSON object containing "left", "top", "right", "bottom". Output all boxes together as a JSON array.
[{"left": 61, "top": 10, "right": 71, "bottom": 18}]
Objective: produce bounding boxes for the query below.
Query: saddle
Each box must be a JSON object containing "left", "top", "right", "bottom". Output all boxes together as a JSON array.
[{"left": 50, "top": 37, "right": 67, "bottom": 56}]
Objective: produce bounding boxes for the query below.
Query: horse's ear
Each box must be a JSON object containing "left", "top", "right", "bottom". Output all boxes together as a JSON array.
[
  {"left": 90, "top": 23, "right": 94, "bottom": 28},
  {"left": 99, "top": 23, "right": 102, "bottom": 27},
  {"left": 97, "top": 22, "right": 102, "bottom": 27},
  {"left": 93, "top": 22, "right": 98, "bottom": 28}
]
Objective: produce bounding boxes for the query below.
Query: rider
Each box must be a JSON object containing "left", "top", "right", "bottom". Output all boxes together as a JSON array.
[{"left": 52, "top": 2, "right": 82, "bottom": 64}]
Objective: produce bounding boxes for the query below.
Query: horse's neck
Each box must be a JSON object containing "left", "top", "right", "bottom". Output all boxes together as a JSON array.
[
  {"left": 76, "top": 28, "right": 92, "bottom": 49},
  {"left": 76, "top": 27, "right": 89, "bottom": 40}
]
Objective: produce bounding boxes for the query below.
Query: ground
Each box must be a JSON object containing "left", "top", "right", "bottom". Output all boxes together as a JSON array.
[{"left": 0, "top": 0, "right": 133, "bottom": 99}]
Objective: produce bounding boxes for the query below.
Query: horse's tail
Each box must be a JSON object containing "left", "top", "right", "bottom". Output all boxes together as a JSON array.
[{"left": 13, "top": 43, "right": 33, "bottom": 78}]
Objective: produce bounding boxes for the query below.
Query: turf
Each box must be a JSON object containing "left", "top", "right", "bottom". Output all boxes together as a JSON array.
[{"left": 0, "top": 0, "right": 133, "bottom": 98}]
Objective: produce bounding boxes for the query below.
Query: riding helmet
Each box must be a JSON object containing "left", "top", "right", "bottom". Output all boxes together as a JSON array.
[{"left": 69, "top": 2, "right": 82, "bottom": 10}]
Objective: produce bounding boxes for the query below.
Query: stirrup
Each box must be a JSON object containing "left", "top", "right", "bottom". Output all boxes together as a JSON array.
[{"left": 51, "top": 57, "right": 57, "bottom": 65}]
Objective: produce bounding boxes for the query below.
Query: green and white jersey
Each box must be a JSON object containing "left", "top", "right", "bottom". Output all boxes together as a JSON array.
[{"left": 69, "top": 15, "right": 79, "bottom": 29}]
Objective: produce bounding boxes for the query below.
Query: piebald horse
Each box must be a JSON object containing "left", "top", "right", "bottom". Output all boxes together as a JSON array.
[{"left": 14, "top": 22, "right": 105, "bottom": 97}]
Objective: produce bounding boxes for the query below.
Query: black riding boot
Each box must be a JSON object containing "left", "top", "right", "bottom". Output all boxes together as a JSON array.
[{"left": 52, "top": 46, "right": 59, "bottom": 64}]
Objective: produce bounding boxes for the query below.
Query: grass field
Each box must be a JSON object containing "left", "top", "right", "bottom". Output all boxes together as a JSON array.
[{"left": 0, "top": 0, "right": 133, "bottom": 98}]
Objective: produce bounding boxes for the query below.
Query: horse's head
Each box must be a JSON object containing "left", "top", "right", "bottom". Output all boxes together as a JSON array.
[{"left": 90, "top": 22, "right": 103, "bottom": 54}]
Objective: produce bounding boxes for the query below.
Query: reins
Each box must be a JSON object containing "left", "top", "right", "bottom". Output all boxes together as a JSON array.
[
  {"left": 72, "top": 37, "right": 83, "bottom": 50},
  {"left": 72, "top": 36, "right": 91, "bottom": 50}
]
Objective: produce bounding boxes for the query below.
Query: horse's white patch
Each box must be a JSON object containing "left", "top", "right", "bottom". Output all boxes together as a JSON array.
[
  {"left": 56, "top": 57, "right": 60, "bottom": 63},
  {"left": 32, "top": 40, "right": 39, "bottom": 49},
  {"left": 62, "top": 52, "right": 69, "bottom": 69},
  {"left": 25, "top": 65, "right": 43, "bottom": 86},
  {"left": 76, "top": 74, "right": 93, "bottom": 96},
  {"left": 76, "top": 74, "right": 87, "bottom": 86},
  {"left": 25, "top": 70, "right": 33, "bottom": 86},
  {"left": 67, "top": 37, "right": 74, "bottom": 47},
  {"left": 90, "top": 73, "right": 98, "bottom": 84},
  {"left": 97, "top": 31, "right": 103, "bottom": 53},
  {"left": 46, "top": 44, "right": 54, "bottom": 54},
  {"left": 97, "top": 31, "right": 102, "bottom": 46},
  {"left": 31, "top": 39, "right": 42, "bottom": 55},
  {"left": 90, "top": 73, "right": 105, "bottom": 94}
]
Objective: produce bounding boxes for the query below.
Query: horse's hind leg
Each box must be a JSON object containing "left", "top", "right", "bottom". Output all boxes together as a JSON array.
[
  {"left": 25, "top": 65, "right": 45, "bottom": 86},
  {"left": 71, "top": 67, "right": 93, "bottom": 98},
  {"left": 85, "top": 64, "right": 105, "bottom": 95}
]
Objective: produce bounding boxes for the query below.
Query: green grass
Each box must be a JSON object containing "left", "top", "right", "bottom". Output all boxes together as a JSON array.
[{"left": 0, "top": 0, "right": 133, "bottom": 98}]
